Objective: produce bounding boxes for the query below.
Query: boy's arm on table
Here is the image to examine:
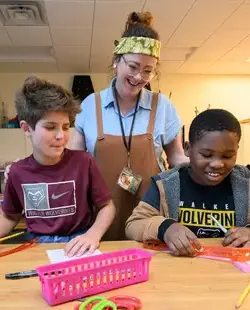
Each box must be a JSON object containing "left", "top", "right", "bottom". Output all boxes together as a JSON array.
[
  {"left": 65, "top": 200, "right": 115, "bottom": 257},
  {"left": 88, "top": 199, "right": 115, "bottom": 239},
  {"left": 1, "top": 170, "right": 23, "bottom": 237},
  {"left": 65, "top": 156, "right": 115, "bottom": 257},
  {"left": 87, "top": 156, "right": 116, "bottom": 239},
  {"left": 0, "top": 209, "right": 22, "bottom": 237},
  {"left": 126, "top": 178, "right": 175, "bottom": 242}
]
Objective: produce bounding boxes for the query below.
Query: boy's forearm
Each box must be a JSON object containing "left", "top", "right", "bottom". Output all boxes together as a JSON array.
[
  {"left": 87, "top": 200, "right": 116, "bottom": 240},
  {"left": 0, "top": 210, "right": 20, "bottom": 238}
]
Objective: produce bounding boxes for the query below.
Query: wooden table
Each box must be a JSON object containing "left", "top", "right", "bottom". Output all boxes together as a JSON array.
[{"left": 0, "top": 239, "right": 249, "bottom": 309}]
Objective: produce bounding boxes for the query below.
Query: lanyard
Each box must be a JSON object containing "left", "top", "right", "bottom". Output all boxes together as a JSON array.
[{"left": 113, "top": 86, "right": 140, "bottom": 169}]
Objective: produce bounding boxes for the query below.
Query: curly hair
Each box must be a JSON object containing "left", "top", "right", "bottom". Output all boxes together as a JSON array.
[{"left": 15, "top": 75, "right": 81, "bottom": 129}]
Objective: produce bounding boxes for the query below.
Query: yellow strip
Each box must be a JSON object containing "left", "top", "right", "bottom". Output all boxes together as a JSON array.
[
  {"left": 236, "top": 282, "right": 250, "bottom": 308},
  {"left": 179, "top": 208, "right": 235, "bottom": 228},
  {"left": 0, "top": 231, "right": 25, "bottom": 242}
]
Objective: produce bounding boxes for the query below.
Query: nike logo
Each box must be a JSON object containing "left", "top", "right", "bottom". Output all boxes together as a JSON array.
[{"left": 52, "top": 191, "right": 69, "bottom": 200}]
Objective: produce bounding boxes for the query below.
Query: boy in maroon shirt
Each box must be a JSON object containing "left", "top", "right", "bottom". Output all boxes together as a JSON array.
[{"left": 0, "top": 75, "right": 115, "bottom": 257}]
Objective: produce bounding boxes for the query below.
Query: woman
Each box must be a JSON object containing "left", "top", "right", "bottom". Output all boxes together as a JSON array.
[{"left": 70, "top": 11, "right": 187, "bottom": 240}]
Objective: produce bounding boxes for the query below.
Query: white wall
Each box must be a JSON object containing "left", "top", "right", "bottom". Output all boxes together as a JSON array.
[
  {"left": 1, "top": 73, "right": 250, "bottom": 124},
  {"left": 158, "top": 74, "right": 250, "bottom": 127},
  {"left": 156, "top": 74, "right": 250, "bottom": 165},
  {"left": 0, "top": 72, "right": 249, "bottom": 165},
  {"left": 0, "top": 73, "right": 110, "bottom": 120},
  {"left": 0, "top": 72, "right": 110, "bottom": 166}
]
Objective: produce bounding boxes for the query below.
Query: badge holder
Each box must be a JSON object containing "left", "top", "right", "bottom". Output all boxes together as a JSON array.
[{"left": 117, "top": 152, "right": 142, "bottom": 195}]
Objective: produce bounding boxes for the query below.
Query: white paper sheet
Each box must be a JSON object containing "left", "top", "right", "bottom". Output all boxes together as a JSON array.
[{"left": 46, "top": 249, "right": 102, "bottom": 264}]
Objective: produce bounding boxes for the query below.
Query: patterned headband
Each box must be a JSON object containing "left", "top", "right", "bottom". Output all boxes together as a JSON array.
[{"left": 114, "top": 36, "right": 161, "bottom": 59}]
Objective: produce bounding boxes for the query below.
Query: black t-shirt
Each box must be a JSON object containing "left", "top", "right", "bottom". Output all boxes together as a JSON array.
[{"left": 179, "top": 167, "right": 235, "bottom": 238}]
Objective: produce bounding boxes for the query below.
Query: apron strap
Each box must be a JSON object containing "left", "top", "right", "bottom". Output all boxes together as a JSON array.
[
  {"left": 147, "top": 92, "right": 159, "bottom": 135},
  {"left": 95, "top": 93, "right": 104, "bottom": 140}
]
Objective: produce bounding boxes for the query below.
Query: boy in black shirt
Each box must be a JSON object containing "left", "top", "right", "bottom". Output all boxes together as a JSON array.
[{"left": 126, "top": 109, "right": 250, "bottom": 256}]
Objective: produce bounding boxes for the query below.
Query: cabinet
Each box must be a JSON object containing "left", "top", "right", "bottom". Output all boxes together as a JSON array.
[{"left": 0, "top": 129, "right": 27, "bottom": 165}]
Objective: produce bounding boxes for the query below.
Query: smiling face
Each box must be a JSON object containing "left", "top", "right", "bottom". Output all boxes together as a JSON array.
[
  {"left": 114, "top": 53, "right": 157, "bottom": 99},
  {"left": 185, "top": 130, "right": 239, "bottom": 186}
]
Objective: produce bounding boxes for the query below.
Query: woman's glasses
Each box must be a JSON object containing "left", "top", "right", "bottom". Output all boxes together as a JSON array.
[{"left": 121, "top": 56, "right": 157, "bottom": 81}]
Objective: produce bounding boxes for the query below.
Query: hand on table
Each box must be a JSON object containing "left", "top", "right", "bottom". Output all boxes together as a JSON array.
[
  {"left": 222, "top": 227, "right": 250, "bottom": 248},
  {"left": 164, "top": 223, "right": 202, "bottom": 256},
  {"left": 64, "top": 232, "right": 100, "bottom": 257}
]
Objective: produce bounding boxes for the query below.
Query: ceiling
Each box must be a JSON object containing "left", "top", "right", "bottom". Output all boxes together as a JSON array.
[{"left": 1, "top": 0, "right": 250, "bottom": 74}]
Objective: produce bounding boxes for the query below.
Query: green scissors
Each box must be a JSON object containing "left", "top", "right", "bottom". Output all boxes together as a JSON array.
[{"left": 78, "top": 296, "right": 117, "bottom": 310}]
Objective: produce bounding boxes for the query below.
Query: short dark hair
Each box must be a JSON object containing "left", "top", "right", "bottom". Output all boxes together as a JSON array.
[
  {"left": 15, "top": 75, "right": 81, "bottom": 129},
  {"left": 189, "top": 109, "right": 241, "bottom": 145}
]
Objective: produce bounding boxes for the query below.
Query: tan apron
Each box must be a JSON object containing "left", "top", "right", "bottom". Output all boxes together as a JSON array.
[{"left": 94, "top": 93, "right": 161, "bottom": 240}]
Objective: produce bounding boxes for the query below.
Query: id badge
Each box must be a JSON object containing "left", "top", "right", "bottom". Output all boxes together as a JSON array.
[{"left": 117, "top": 167, "right": 142, "bottom": 195}]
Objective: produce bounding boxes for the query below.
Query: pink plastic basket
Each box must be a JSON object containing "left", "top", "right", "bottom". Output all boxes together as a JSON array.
[{"left": 36, "top": 248, "right": 152, "bottom": 306}]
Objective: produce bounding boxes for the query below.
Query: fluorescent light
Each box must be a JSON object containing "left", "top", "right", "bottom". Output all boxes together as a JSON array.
[{"left": 0, "top": 46, "right": 55, "bottom": 62}]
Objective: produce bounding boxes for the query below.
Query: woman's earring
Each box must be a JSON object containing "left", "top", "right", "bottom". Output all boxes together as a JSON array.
[{"left": 113, "top": 63, "right": 117, "bottom": 69}]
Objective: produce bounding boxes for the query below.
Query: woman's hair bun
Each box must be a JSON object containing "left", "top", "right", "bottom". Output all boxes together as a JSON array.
[{"left": 126, "top": 11, "right": 153, "bottom": 29}]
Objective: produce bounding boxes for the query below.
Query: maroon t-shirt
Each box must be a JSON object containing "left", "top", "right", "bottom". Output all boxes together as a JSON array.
[{"left": 2, "top": 149, "right": 111, "bottom": 235}]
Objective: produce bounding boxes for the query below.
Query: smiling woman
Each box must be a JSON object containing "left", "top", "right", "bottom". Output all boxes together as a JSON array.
[{"left": 70, "top": 11, "right": 188, "bottom": 241}]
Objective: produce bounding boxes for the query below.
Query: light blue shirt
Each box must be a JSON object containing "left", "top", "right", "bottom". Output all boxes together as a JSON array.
[{"left": 75, "top": 80, "right": 182, "bottom": 171}]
